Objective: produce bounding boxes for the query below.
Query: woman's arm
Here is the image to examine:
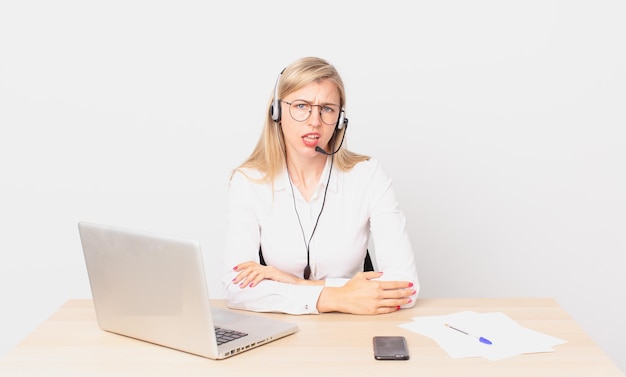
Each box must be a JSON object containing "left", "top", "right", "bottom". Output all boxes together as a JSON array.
[
  {"left": 316, "top": 272, "right": 415, "bottom": 314},
  {"left": 229, "top": 262, "right": 415, "bottom": 315}
]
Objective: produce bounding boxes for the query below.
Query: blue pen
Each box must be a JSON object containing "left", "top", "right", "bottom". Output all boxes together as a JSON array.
[{"left": 445, "top": 324, "right": 493, "bottom": 345}]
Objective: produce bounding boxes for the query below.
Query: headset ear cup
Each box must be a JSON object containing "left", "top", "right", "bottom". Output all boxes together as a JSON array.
[
  {"left": 270, "top": 69, "right": 285, "bottom": 122},
  {"left": 337, "top": 110, "right": 346, "bottom": 130},
  {"left": 270, "top": 98, "right": 281, "bottom": 122}
]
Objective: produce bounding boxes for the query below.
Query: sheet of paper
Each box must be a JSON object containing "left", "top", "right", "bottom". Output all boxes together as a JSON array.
[{"left": 399, "top": 311, "right": 566, "bottom": 360}]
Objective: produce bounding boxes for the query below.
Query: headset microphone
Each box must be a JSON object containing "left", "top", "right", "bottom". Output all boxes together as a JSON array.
[{"left": 315, "top": 119, "right": 348, "bottom": 155}]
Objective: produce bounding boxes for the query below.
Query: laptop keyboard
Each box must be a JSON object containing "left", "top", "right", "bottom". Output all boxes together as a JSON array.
[{"left": 214, "top": 327, "right": 248, "bottom": 345}]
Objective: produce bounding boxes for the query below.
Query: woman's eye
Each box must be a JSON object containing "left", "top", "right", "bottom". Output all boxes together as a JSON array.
[{"left": 294, "top": 102, "right": 309, "bottom": 110}]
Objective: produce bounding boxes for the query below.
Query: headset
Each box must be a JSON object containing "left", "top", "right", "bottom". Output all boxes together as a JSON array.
[{"left": 270, "top": 69, "right": 347, "bottom": 130}]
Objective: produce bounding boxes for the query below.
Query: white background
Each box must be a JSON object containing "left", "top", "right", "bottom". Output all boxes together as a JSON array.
[{"left": 1, "top": 0, "right": 624, "bottom": 372}]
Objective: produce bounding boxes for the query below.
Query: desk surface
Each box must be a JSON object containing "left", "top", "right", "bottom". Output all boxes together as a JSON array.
[{"left": 0, "top": 298, "right": 623, "bottom": 377}]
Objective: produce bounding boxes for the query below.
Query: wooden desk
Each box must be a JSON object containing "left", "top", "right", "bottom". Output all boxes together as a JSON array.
[{"left": 0, "top": 298, "right": 623, "bottom": 376}]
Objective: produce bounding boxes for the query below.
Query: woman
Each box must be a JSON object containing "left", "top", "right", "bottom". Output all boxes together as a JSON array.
[{"left": 222, "top": 57, "right": 418, "bottom": 315}]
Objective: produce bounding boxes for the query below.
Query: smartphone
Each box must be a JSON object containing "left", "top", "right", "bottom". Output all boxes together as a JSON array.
[{"left": 372, "top": 336, "right": 410, "bottom": 360}]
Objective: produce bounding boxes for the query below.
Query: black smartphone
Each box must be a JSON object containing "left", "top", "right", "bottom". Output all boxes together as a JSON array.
[{"left": 372, "top": 336, "right": 410, "bottom": 360}]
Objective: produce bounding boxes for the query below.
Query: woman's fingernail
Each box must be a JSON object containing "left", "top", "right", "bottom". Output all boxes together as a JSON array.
[
  {"left": 408, "top": 282, "right": 413, "bottom": 287},
  {"left": 233, "top": 266, "right": 238, "bottom": 271}
]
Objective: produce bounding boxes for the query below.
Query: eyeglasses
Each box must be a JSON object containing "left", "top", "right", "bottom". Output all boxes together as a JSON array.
[{"left": 282, "top": 100, "right": 341, "bottom": 125}]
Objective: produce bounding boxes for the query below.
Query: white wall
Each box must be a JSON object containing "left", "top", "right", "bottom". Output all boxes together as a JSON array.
[{"left": 1, "top": 0, "right": 624, "bottom": 372}]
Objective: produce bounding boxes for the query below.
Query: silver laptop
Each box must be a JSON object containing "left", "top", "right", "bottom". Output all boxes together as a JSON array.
[{"left": 78, "top": 221, "right": 298, "bottom": 359}]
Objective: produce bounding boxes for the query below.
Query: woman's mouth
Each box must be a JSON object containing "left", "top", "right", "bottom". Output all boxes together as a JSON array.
[{"left": 302, "top": 134, "right": 320, "bottom": 147}]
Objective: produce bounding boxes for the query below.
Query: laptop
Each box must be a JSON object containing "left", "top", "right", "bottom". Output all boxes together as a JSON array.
[{"left": 78, "top": 221, "right": 298, "bottom": 359}]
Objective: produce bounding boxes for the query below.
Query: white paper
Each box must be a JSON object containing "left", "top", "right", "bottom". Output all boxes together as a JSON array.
[{"left": 399, "top": 311, "right": 566, "bottom": 360}]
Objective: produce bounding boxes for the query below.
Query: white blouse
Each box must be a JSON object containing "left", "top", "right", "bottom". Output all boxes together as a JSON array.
[{"left": 221, "top": 157, "right": 419, "bottom": 314}]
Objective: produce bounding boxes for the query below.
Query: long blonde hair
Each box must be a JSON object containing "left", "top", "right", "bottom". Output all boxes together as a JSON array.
[{"left": 232, "top": 57, "right": 369, "bottom": 183}]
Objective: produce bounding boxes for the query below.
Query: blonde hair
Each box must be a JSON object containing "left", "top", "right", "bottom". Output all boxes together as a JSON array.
[{"left": 232, "top": 57, "right": 369, "bottom": 183}]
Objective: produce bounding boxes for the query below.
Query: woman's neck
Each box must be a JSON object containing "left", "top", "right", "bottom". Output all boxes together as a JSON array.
[{"left": 286, "top": 155, "right": 327, "bottom": 201}]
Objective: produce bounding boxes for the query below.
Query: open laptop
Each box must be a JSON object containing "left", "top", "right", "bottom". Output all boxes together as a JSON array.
[{"left": 78, "top": 221, "right": 298, "bottom": 359}]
